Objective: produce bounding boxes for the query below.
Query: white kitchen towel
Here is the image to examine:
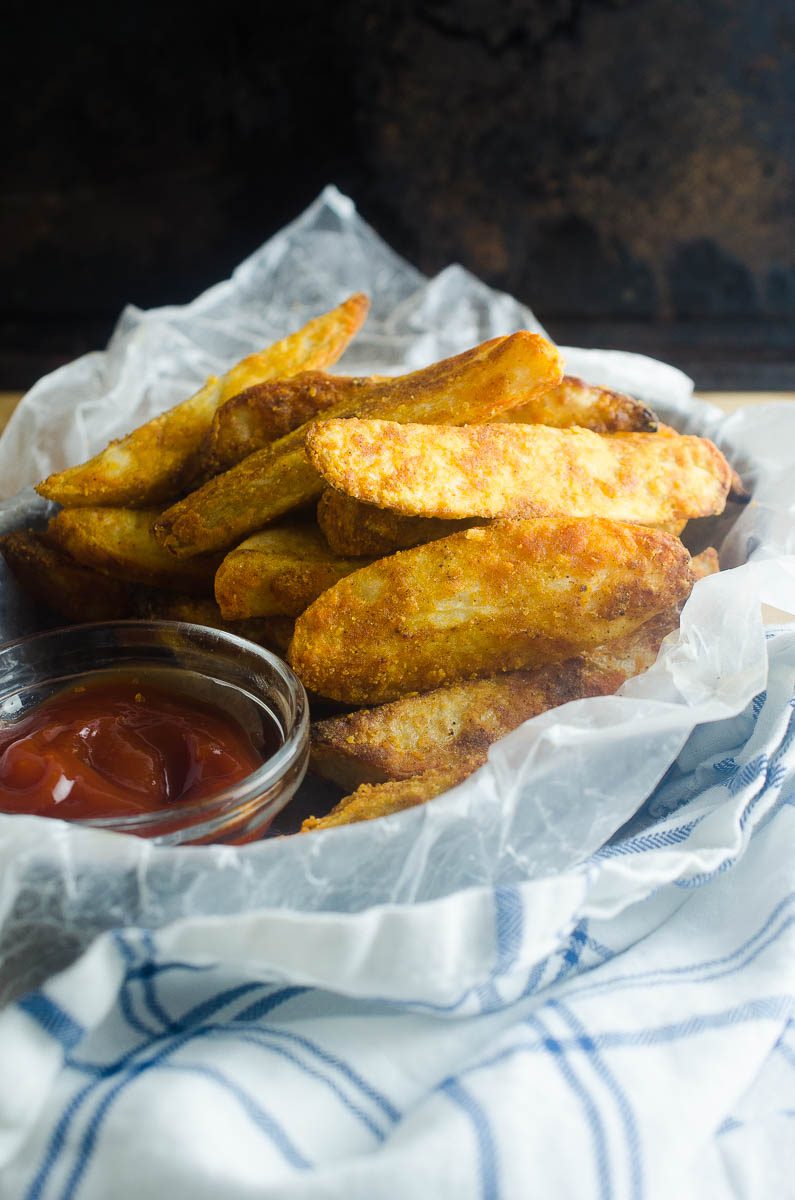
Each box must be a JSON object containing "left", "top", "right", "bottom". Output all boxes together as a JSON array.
[{"left": 1, "top": 627, "right": 793, "bottom": 1200}]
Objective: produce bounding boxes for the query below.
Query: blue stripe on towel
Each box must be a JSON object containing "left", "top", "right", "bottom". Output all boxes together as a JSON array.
[
  {"left": 230, "top": 1030, "right": 387, "bottom": 1140},
  {"left": 57, "top": 1058, "right": 311, "bottom": 1199},
  {"left": 553, "top": 1001, "right": 643, "bottom": 1200},
  {"left": 17, "top": 993, "right": 84, "bottom": 1051},
  {"left": 441, "top": 1078, "right": 500, "bottom": 1200},
  {"left": 494, "top": 886, "right": 523, "bottom": 972},
  {"left": 526, "top": 1014, "right": 612, "bottom": 1200}
]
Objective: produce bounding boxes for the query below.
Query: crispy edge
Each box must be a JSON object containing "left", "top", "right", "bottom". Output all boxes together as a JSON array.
[
  {"left": 201, "top": 374, "right": 376, "bottom": 476},
  {"left": 214, "top": 524, "right": 367, "bottom": 619},
  {"left": 309, "top": 549, "right": 718, "bottom": 790},
  {"left": 0, "top": 530, "right": 135, "bottom": 622},
  {"left": 289, "top": 518, "right": 694, "bottom": 705},
  {"left": 305, "top": 420, "right": 732, "bottom": 524},
  {"left": 316, "top": 491, "right": 680, "bottom": 557},
  {"left": 36, "top": 377, "right": 224, "bottom": 508},
  {"left": 154, "top": 331, "right": 564, "bottom": 558},
  {"left": 47, "top": 508, "right": 221, "bottom": 594},
  {"left": 301, "top": 758, "right": 484, "bottom": 831},
  {"left": 654, "top": 422, "right": 749, "bottom": 504},
  {"left": 309, "top": 654, "right": 629, "bottom": 788},
  {"left": 501, "top": 375, "right": 658, "bottom": 433}
]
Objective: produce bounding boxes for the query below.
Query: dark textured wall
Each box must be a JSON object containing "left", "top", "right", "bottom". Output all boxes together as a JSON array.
[{"left": 2, "top": 0, "right": 793, "bottom": 388}]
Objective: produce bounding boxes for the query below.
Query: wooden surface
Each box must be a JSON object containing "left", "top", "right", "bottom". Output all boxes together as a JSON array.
[
  {"left": 0, "top": 393, "right": 20, "bottom": 431},
  {"left": 696, "top": 392, "right": 795, "bottom": 415}
]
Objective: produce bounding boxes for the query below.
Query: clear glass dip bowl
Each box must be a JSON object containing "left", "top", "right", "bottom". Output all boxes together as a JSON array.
[{"left": 0, "top": 621, "right": 309, "bottom": 845}]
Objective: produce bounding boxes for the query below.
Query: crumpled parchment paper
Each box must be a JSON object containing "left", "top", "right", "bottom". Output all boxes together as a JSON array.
[{"left": 0, "top": 186, "right": 793, "bottom": 1003}]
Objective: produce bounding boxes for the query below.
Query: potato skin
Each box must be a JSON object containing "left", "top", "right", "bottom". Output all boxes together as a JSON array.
[
  {"left": 201, "top": 373, "right": 374, "bottom": 475},
  {"left": 306, "top": 419, "right": 732, "bottom": 524},
  {"left": 37, "top": 378, "right": 225, "bottom": 510},
  {"left": 217, "top": 294, "right": 369, "bottom": 403},
  {"left": 289, "top": 517, "right": 693, "bottom": 705},
  {"left": 500, "top": 375, "right": 657, "bottom": 433},
  {"left": 134, "top": 593, "right": 295, "bottom": 653},
  {"left": 315, "top": 490, "right": 683, "bottom": 557}
]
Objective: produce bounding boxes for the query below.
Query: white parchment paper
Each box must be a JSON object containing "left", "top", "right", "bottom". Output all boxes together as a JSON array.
[{"left": 0, "top": 186, "right": 793, "bottom": 1003}]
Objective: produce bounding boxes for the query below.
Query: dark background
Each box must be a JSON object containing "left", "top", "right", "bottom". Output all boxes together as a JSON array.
[{"left": 2, "top": 0, "right": 793, "bottom": 389}]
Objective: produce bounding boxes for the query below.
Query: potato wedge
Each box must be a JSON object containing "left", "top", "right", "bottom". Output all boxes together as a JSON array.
[
  {"left": 214, "top": 524, "right": 366, "bottom": 619},
  {"left": 36, "top": 376, "right": 224, "bottom": 509},
  {"left": 312, "top": 374, "right": 658, "bottom": 556},
  {"left": 309, "top": 607, "right": 675, "bottom": 788},
  {"left": 36, "top": 294, "right": 369, "bottom": 508},
  {"left": 316, "top": 491, "right": 683, "bottom": 557},
  {"left": 309, "top": 546, "right": 717, "bottom": 789},
  {"left": 306, "top": 419, "right": 732, "bottom": 525},
  {"left": 154, "top": 331, "right": 564, "bottom": 558},
  {"left": 500, "top": 375, "right": 657, "bottom": 433},
  {"left": 289, "top": 518, "right": 693, "bottom": 705},
  {"left": 310, "top": 653, "right": 630, "bottom": 789},
  {"left": 0, "top": 530, "right": 136, "bottom": 622},
  {"left": 655, "top": 422, "right": 749, "bottom": 503},
  {"left": 317, "top": 490, "right": 477, "bottom": 556},
  {"left": 202, "top": 373, "right": 379, "bottom": 475},
  {"left": 301, "top": 760, "right": 482, "bottom": 831},
  {"left": 47, "top": 508, "right": 221, "bottom": 594},
  {"left": 134, "top": 592, "right": 295, "bottom": 652}
]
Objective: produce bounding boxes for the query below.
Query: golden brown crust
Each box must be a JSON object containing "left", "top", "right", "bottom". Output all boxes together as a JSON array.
[
  {"left": 0, "top": 530, "right": 136, "bottom": 622},
  {"left": 309, "top": 550, "right": 718, "bottom": 790},
  {"left": 154, "top": 332, "right": 564, "bottom": 558},
  {"left": 200, "top": 373, "right": 374, "bottom": 476},
  {"left": 36, "top": 294, "right": 369, "bottom": 509},
  {"left": 501, "top": 375, "right": 658, "bottom": 433},
  {"left": 316, "top": 490, "right": 683, "bottom": 557},
  {"left": 288, "top": 517, "right": 693, "bottom": 705},
  {"left": 47, "top": 508, "right": 221, "bottom": 594},
  {"left": 37, "top": 377, "right": 225, "bottom": 510},
  {"left": 309, "top": 655, "right": 627, "bottom": 787},
  {"left": 316, "top": 490, "right": 478, "bottom": 556},
  {"left": 301, "top": 759, "right": 483, "bottom": 831},
  {"left": 306, "top": 420, "right": 732, "bottom": 525},
  {"left": 652, "top": 422, "right": 749, "bottom": 504},
  {"left": 214, "top": 523, "right": 367, "bottom": 619}
]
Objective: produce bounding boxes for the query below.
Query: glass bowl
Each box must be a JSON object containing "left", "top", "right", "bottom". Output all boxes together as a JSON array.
[{"left": 0, "top": 621, "right": 309, "bottom": 845}]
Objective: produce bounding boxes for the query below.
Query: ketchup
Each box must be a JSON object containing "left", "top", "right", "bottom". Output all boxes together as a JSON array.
[{"left": 0, "top": 677, "right": 272, "bottom": 820}]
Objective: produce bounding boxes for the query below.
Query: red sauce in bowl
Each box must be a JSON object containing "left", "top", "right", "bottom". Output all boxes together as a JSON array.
[{"left": 0, "top": 678, "right": 272, "bottom": 820}]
